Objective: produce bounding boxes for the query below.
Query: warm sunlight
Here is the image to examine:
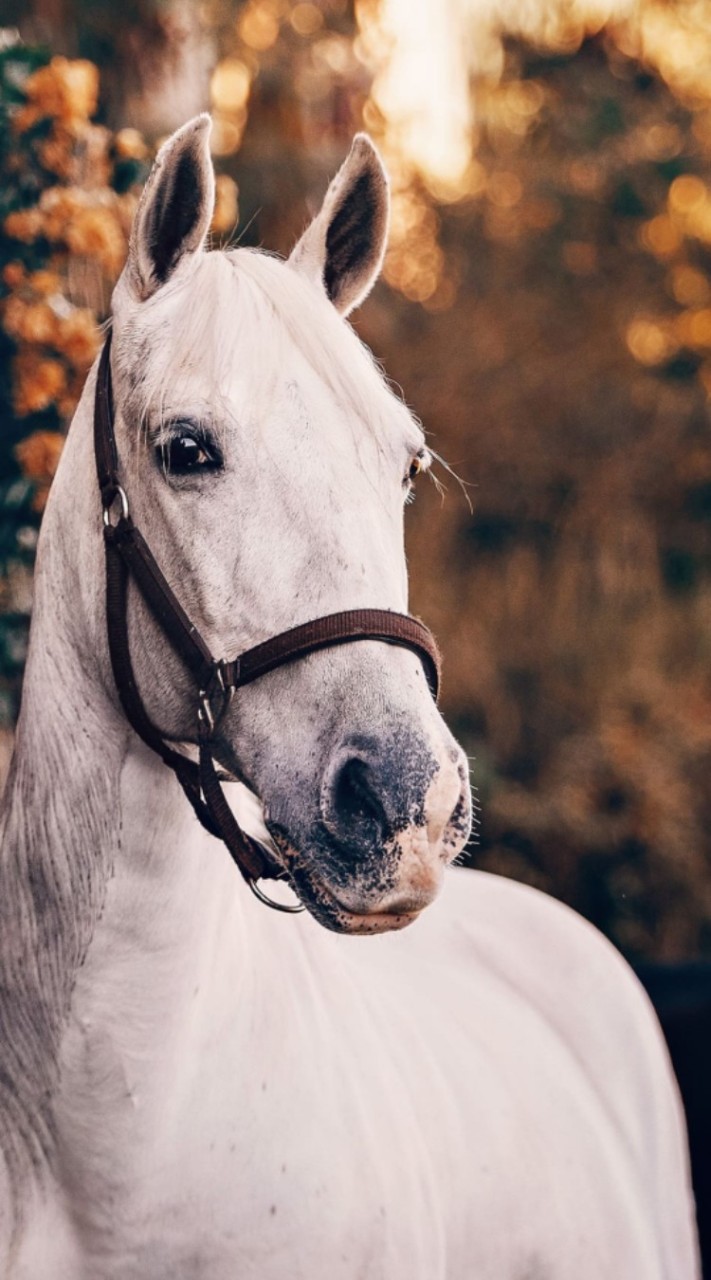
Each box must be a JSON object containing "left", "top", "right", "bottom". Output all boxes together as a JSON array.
[
  {"left": 356, "top": 0, "right": 634, "bottom": 198},
  {"left": 357, "top": 0, "right": 472, "bottom": 193},
  {"left": 354, "top": 0, "right": 637, "bottom": 301}
]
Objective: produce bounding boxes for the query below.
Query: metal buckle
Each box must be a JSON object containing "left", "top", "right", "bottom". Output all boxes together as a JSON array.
[
  {"left": 197, "top": 660, "right": 235, "bottom": 735},
  {"left": 248, "top": 877, "right": 306, "bottom": 913},
  {"left": 102, "top": 485, "right": 129, "bottom": 528}
]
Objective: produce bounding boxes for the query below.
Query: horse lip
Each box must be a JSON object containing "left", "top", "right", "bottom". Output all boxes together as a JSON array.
[
  {"left": 327, "top": 881, "right": 431, "bottom": 918},
  {"left": 322, "top": 881, "right": 425, "bottom": 920},
  {"left": 291, "top": 860, "right": 425, "bottom": 933},
  {"left": 262, "top": 820, "right": 429, "bottom": 932}
]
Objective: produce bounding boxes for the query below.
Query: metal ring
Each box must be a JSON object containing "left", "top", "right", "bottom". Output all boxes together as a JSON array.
[
  {"left": 248, "top": 878, "right": 306, "bottom": 913},
  {"left": 102, "top": 485, "right": 129, "bottom": 527}
]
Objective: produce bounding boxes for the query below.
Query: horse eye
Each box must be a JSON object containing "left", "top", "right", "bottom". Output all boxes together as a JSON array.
[
  {"left": 159, "top": 433, "right": 220, "bottom": 476},
  {"left": 408, "top": 452, "right": 425, "bottom": 482}
]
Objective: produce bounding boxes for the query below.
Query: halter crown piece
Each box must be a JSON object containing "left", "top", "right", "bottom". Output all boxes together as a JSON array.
[{"left": 94, "top": 333, "right": 442, "bottom": 913}]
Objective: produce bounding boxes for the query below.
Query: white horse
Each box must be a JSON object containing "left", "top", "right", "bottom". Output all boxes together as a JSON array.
[{"left": 0, "top": 116, "right": 699, "bottom": 1279}]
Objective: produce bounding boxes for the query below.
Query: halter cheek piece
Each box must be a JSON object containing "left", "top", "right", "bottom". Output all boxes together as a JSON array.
[{"left": 94, "top": 334, "right": 442, "bottom": 913}]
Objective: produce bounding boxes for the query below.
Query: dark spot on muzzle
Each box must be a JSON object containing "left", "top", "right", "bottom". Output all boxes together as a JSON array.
[
  {"left": 261, "top": 728, "right": 440, "bottom": 920},
  {"left": 319, "top": 731, "right": 437, "bottom": 870}
]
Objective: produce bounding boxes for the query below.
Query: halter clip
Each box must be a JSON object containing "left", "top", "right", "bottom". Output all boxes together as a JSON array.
[{"left": 197, "top": 662, "right": 234, "bottom": 736}]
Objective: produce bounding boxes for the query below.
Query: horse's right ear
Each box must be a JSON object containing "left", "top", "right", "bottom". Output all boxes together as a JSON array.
[{"left": 125, "top": 114, "right": 215, "bottom": 301}]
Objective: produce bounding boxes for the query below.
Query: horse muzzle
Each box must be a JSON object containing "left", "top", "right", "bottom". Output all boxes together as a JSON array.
[{"left": 264, "top": 730, "right": 472, "bottom": 934}]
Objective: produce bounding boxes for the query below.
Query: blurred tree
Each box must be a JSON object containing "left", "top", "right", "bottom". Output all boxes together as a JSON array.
[
  {"left": 0, "top": 42, "right": 116, "bottom": 723},
  {"left": 3, "top": 0, "right": 216, "bottom": 130}
]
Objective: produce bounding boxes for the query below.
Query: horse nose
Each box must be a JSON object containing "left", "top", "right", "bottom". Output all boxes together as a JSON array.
[
  {"left": 322, "top": 751, "right": 390, "bottom": 855},
  {"left": 320, "top": 734, "right": 443, "bottom": 860}
]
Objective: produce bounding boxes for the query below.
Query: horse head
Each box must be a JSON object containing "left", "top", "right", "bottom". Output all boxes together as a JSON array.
[{"left": 107, "top": 115, "right": 472, "bottom": 933}]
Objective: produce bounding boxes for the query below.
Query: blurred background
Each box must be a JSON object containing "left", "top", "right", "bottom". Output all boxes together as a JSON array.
[{"left": 1, "top": 0, "right": 711, "bottom": 1261}]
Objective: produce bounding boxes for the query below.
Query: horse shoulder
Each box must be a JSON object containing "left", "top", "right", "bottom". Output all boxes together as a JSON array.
[
  {"left": 433, "top": 868, "right": 698, "bottom": 1274},
  {"left": 438, "top": 870, "right": 677, "bottom": 1117}
]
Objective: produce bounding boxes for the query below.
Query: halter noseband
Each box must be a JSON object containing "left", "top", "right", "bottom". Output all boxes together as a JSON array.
[{"left": 94, "top": 334, "right": 442, "bottom": 913}]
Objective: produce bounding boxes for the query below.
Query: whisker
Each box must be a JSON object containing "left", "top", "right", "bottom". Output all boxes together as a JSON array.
[
  {"left": 429, "top": 470, "right": 447, "bottom": 502},
  {"left": 428, "top": 447, "right": 474, "bottom": 513}
]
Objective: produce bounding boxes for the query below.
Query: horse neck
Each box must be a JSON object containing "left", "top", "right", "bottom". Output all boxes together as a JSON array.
[{"left": 0, "top": 375, "right": 253, "bottom": 1207}]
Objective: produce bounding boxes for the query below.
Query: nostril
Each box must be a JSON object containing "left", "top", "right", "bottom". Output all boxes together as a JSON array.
[
  {"left": 332, "top": 757, "right": 387, "bottom": 835},
  {"left": 320, "top": 732, "right": 440, "bottom": 863}
]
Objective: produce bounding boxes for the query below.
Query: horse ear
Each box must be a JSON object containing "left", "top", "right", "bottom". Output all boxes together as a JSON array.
[
  {"left": 126, "top": 114, "right": 215, "bottom": 300},
  {"left": 288, "top": 134, "right": 389, "bottom": 316}
]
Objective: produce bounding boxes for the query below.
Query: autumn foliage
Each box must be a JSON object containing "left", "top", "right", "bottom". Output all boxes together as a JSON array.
[{"left": 0, "top": 42, "right": 238, "bottom": 717}]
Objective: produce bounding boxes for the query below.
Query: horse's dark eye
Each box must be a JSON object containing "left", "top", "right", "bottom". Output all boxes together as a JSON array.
[{"left": 159, "top": 433, "right": 220, "bottom": 475}]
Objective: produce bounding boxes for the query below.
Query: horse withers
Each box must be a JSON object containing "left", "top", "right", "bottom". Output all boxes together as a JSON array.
[{"left": 0, "top": 116, "right": 700, "bottom": 1278}]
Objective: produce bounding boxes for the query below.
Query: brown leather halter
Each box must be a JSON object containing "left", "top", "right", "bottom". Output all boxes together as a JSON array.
[{"left": 94, "top": 334, "right": 442, "bottom": 912}]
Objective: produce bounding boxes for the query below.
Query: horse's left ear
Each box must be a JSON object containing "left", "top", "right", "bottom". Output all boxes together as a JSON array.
[
  {"left": 288, "top": 134, "right": 389, "bottom": 316},
  {"left": 125, "top": 114, "right": 215, "bottom": 300}
]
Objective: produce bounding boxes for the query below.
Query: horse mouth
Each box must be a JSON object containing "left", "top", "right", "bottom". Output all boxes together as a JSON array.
[
  {"left": 263, "top": 828, "right": 426, "bottom": 935},
  {"left": 295, "top": 867, "right": 424, "bottom": 934}
]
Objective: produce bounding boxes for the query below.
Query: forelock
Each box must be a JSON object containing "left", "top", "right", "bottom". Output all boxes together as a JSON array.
[{"left": 111, "top": 247, "right": 418, "bottom": 452}]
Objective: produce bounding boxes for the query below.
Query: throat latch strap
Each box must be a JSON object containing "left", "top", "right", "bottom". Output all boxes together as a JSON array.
[{"left": 94, "top": 333, "right": 442, "bottom": 910}]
